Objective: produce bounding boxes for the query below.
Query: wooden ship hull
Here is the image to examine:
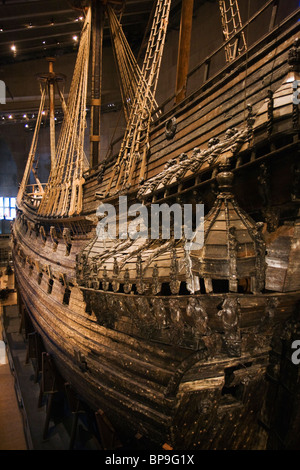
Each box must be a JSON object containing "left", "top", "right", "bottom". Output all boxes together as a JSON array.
[{"left": 11, "top": 1, "right": 300, "bottom": 450}]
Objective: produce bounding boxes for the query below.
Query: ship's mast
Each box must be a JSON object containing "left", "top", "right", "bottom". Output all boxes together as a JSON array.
[
  {"left": 36, "top": 57, "right": 64, "bottom": 171},
  {"left": 47, "top": 57, "right": 56, "bottom": 170},
  {"left": 174, "top": 0, "right": 194, "bottom": 104},
  {"left": 90, "top": 0, "right": 104, "bottom": 168}
]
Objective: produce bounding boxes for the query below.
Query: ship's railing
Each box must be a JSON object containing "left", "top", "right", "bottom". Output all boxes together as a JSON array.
[{"left": 23, "top": 183, "right": 46, "bottom": 208}]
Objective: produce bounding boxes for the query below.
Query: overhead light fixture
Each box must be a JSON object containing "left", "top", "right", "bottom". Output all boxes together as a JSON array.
[
  {"left": 73, "top": 35, "right": 78, "bottom": 42},
  {"left": 23, "top": 114, "right": 27, "bottom": 118},
  {"left": 8, "top": 114, "right": 13, "bottom": 119},
  {"left": 11, "top": 44, "right": 16, "bottom": 52}
]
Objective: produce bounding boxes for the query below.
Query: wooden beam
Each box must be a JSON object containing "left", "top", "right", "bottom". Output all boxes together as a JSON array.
[
  {"left": 90, "top": 1, "right": 104, "bottom": 168},
  {"left": 174, "top": 0, "right": 194, "bottom": 105},
  {"left": 47, "top": 58, "right": 56, "bottom": 170}
]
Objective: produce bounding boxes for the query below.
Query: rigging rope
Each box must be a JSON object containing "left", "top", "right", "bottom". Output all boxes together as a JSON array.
[
  {"left": 107, "top": 5, "right": 161, "bottom": 122},
  {"left": 105, "top": 0, "right": 171, "bottom": 195},
  {"left": 38, "top": 7, "right": 91, "bottom": 218},
  {"left": 56, "top": 82, "right": 90, "bottom": 169},
  {"left": 219, "top": 0, "right": 247, "bottom": 62},
  {"left": 17, "top": 83, "right": 46, "bottom": 206}
]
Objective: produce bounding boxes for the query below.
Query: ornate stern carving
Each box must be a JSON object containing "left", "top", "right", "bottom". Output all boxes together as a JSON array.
[
  {"left": 91, "top": 259, "right": 99, "bottom": 290},
  {"left": 136, "top": 254, "right": 145, "bottom": 294},
  {"left": 170, "top": 249, "right": 181, "bottom": 294},
  {"left": 186, "top": 297, "right": 209, "bottom": 339},
  {"left": 76, "top": 253, "right": 87, "bottom": 287},
  {"left": 253, "top": 222, "right": 266, "bottom": 293},
  {"left": 134, "top": 297, "right": 156, "bottom": 338},
  {"left": 228, "top": 226, "right": 238, "bottom": 293},
  {"left": 190, "top": 157, "right": 266, "bottom": 294},
  {"left": 123, "top": 268, "right": 132, "bottom": 294},
  {"left": 102, "top": 266, "right": 110, "bottom": 291},
  {"left": 288, "top": 38, "right": 300, "bottom": 73},
  {"left": 151, "top": 263, "right": 161, "bottom": 295},
  {"left": 168, "top": 299, "right": 185, "bottom": 343},
  {"left": 151, "top": 297, "right": 168, "bottom": 328},
  {"left": 112, "top": 257, "right": 120, "bottom": 292},
  {"left": 217, "top": 297, "right": 241, "bottom": 357}
]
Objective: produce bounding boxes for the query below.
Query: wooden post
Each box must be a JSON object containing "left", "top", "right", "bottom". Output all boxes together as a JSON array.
[
  {"left": 64, "top": 383, "right": 86, "bottom": 449},
  {"left": 39, "top": 352, "right": 61, "bottom": 440},
  {"left": 90, "top": 1, "right": 104, "bottom": 168},
  {"left": 47, "top": 58, "right": 56, "bottom": 170},
  {"left": 174, "top": 0, "right": 194, "bottom": 105},
  {"left": 95, "top": 409, "right": 122, "bottom": 450}
]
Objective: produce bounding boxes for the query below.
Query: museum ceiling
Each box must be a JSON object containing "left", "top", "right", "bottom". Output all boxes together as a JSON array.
[{"left": 0, "top": 0, "right": 216, "bottom": 64}]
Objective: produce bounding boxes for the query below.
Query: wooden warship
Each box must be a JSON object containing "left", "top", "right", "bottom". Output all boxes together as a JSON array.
[{"left": 11, "top": 0, "right": 300, "bottom": 450}]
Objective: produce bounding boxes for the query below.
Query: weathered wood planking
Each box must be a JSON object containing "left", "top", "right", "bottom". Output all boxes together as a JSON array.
[
  {"left": 81, "top": 30, "right": 298, "bottom": 218},
  {"left": 11, "top": 8, "right": 300, "bottom": 450}
]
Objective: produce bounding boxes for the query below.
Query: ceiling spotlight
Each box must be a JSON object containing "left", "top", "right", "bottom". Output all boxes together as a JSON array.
[
  {"left": 0, "top": 28, "right": 3, "bottom": 32},
  {"left": 8, "top": 114, "right": 13, "bottom": 119},
  {"left": 23, "top": 114, "right": 27, "bottom": 118},
  {"left": 11, "top": 44, "right": 16, "bottom": 52},
  {"left": 73, "top": 35, "right": 78, "bottom": 42}
]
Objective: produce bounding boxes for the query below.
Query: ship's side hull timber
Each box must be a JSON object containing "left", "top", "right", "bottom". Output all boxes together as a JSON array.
[
  {"left": 82, "top": 16, "right": 299, "bottom": 214},
  {"left": 12, "top": 209, "right": 300, "bottom": 449}
]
